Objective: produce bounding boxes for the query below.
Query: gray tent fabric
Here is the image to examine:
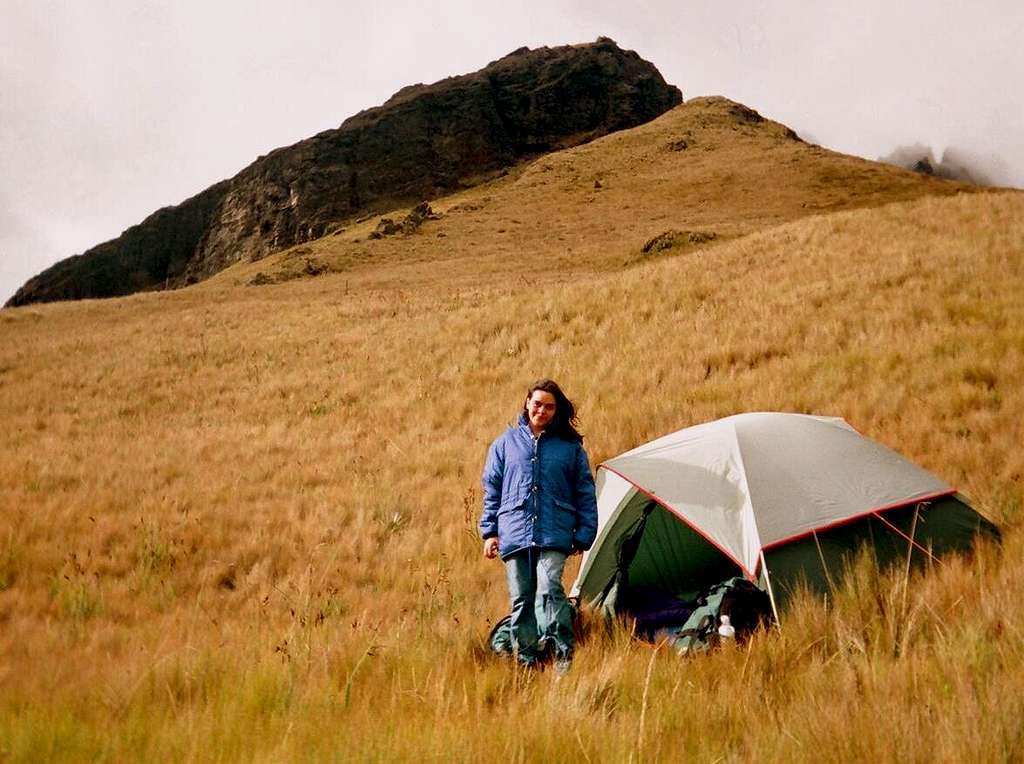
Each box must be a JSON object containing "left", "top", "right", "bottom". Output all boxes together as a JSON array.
[{"left": 571, "top": 413, "right": 999, "bottom": 613}]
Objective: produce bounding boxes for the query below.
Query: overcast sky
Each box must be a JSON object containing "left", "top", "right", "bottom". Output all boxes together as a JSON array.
[{"left": 3, "top": 0, "right": 1022, "bottom": 305}]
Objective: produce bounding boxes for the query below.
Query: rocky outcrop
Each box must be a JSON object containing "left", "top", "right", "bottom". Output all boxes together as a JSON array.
[
  {"left": 7, "top": 38, "right": 682, "bottom": 307},
  {"left": 641, "top": 229, "right": 716, "bottom": 255},
  {"left": 8, "top": 181, "right": 230, "bottom": 307},
  {"left": 369, "top": 202, "right": 440, "bottom": 239}
]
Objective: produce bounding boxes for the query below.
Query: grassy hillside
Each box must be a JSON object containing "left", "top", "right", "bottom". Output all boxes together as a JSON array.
[
  {"left": 211, "top": 97, "right": 975, "bottom": 292},
  {"left": 1, "top": 114, "right": 1022, "bottom": 760}
]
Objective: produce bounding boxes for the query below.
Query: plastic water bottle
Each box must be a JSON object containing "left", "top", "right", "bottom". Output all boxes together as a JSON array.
[{"left": 717, "top": 615, "right": 736, "bottom": 639}]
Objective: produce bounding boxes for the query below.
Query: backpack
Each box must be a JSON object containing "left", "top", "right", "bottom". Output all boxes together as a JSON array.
[
  {"left": 488, "top": 614, "right": 515, "bottom": 657},
  {"left": 488, "top": 598, "right": 581, "bottom": 659},
  {"left": 669, "top": 577, "right": 773, "bottom": 654}
]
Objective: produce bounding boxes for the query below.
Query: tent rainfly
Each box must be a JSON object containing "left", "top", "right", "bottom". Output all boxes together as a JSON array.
[{"left": 570, "top": 412, "right": 1000, "bottom": 614}]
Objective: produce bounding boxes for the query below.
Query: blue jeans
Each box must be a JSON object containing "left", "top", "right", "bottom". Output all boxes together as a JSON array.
[{"left": 504, "top": 549, "right": 573, "bottom": 663}]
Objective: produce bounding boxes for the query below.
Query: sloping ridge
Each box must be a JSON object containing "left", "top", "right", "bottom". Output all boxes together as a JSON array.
[
  {"left": 228, "top": 95, "right": 980, "bottom": 291},
  {"left": 7, "top": 38, "right": 682, "bottom": 308}
]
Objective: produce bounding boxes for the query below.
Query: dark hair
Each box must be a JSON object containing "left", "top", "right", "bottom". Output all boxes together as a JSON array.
[{"left": 523, "top": 378, "right": 583, "bottom": 442}]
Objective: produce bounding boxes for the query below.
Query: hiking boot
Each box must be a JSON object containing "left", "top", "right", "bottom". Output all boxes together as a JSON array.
[{"left": 515, "top": 651, "right": 540, "bottom": 670}]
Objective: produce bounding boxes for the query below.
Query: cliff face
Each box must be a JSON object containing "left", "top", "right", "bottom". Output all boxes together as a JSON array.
[
  {"left": 8, "top": 181, "right": 232, "bottom": 306},
  {"left": 8, "top": 38, "right": 682, "bottom": 307}
]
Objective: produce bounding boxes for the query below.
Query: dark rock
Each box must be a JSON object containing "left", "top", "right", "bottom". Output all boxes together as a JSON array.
[
  {"left": 641, "top": 229, "right": 716, "bottom": 255},
  {"left": 368, "top": 218, "right": 401, "bottom": 239},
  {"left": 8, "top": 39, "right": 682, "bottom": 307},
  {"left": 402, "top": 201, "right": 441, "bottom": 234},
  {"left": 304, "top": 259, "right": 327, "bottom": 276},
  {"left": 914, "top": 157, "right": 935, "bottom": 175},
  {"left": 728, "top": 104, "right": 765, "bottom": 124},
  {"left": 369, "top": 202, "right": 440, "bottom": 239},
  {"left": 667, "top": 129, "right": 696, "bottom": 152}
]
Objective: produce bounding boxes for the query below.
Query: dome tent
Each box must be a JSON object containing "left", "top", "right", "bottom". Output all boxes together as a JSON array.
[{"left": 570, "top": 413, "right": 999, "bottom": 616}]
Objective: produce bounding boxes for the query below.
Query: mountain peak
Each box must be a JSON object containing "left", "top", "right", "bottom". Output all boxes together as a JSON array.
[{"left": 7, "top": 39, "right": 681, "bottom": 307}]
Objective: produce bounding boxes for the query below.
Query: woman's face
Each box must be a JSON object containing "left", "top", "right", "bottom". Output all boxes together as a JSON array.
[{"left": 526, "top": 390, "right": 557, "bottom": 432}]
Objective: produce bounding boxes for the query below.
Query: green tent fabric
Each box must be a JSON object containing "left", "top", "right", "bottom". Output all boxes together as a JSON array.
[{"left": 570, "top": 413, "right": 1000, "bottom": 614}]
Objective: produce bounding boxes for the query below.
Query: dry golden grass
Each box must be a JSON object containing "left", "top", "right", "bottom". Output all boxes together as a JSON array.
[{"left": 0, "top": 117, "right": 1022, "bottom": 760}]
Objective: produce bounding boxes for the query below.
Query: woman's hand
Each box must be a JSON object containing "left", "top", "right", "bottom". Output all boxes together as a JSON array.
[{"left": 483, "top": 538, "right": 499, "bottom": 559}]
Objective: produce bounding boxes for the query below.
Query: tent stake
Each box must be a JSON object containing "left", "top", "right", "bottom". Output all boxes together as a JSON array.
[{"left": 759, "top": 549, "right": 782, "bottom": 630}]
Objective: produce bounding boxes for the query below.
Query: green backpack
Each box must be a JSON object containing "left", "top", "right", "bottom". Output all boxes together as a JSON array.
[
  {"left": 670, "top": 577, "right": 773, "bottom": 654},
  {"left": 488, "top": 599, "right": 581, "bottom": 659}
]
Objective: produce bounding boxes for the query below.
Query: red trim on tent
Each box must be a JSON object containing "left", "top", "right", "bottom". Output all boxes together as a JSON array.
[
  {"left": 598, "top": 464, "right": 757, "bottom": 580},
  {"left": 760, "top": 489, "right": 958, "bottom": 552},
  {"left": 600, "top": 463, "right": 957, "bottom": 580},
  {"left": 871, "top": 510, "right": 943, "bottom": 564}
]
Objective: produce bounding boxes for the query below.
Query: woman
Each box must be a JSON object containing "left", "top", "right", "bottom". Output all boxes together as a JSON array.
[{"left": 480, "top": 379, "right": 598, "bottom": 670}]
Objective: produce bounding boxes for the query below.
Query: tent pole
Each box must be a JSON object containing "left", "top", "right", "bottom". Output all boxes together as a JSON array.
[{"left": 759, "top": 549, "right": 781, "bottom": 630}]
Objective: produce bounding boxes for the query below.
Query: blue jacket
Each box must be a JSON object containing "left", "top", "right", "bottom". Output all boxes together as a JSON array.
[{"left": 480, "top": 414, "right": 599, "bottom": 559}]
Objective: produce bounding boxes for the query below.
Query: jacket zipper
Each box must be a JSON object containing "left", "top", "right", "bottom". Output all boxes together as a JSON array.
[{"left": 531, "top": 430, "right": 541, "bottom": 544}]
